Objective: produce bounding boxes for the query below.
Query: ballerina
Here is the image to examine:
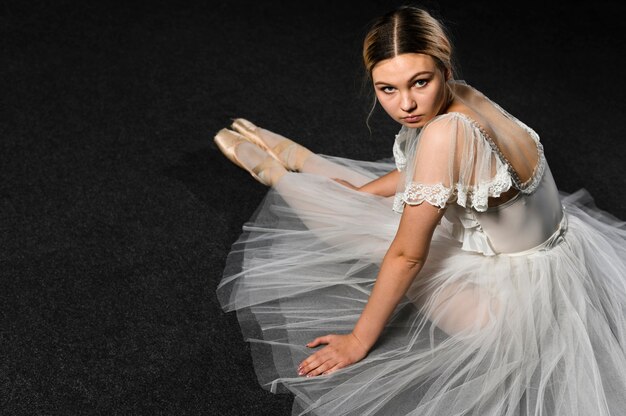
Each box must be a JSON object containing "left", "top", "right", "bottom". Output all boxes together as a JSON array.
[{"left": 214, "top": 6, "right": 626, "bottom": 416}]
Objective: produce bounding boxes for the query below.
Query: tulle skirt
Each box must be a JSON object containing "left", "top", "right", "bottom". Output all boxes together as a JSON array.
[{"left": 216, "top": 155, "right": 626, "bottom": 416}]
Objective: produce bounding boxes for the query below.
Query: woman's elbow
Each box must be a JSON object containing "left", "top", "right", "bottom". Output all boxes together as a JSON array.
[
  {"left": 402, "top": 254, "right": 425, "bottom": 272},
  {"left": 386, "top": 250, "right": 426, "bottom": 273}
]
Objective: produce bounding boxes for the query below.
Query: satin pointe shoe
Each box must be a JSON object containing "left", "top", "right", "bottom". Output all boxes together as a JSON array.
[
  {"left": 214, "top": 128, "right": 287, "bottom": 186},
  {"left": 230, "top": 118, "right": 313, "bottom": 172}
]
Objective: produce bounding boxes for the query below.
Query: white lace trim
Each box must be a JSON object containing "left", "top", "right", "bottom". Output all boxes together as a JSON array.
[
  {"left": 457, "top": 163, "right": 513, "bottom": 211},
  {"left": 392, "top": 128, "right": 410, "bottom": 171},
  {"left": 393, "top": 189, "right": 448, "bottom": 212},
  {"left": 517, "top": 142, "right": 546, "bottom": 194},
  {"left": 392, "top": 111, "right": 547, "bottom": 213},
  {"left": 393, "top": 163, "right": 513, "bottom": 213}
]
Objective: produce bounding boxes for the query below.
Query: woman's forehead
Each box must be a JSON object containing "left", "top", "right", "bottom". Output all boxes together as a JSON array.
[{"left": 372, "top": 54, "right": 437, "bottom": 82}]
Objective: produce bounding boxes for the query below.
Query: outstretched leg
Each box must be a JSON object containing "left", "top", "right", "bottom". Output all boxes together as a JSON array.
[
  {"left": 231, "top": 119, "right": 372, "bottom": 187},
  {"left": 409, "top": 277, "right": 501, "bottom": 337},
  {"left": 214, "top": 128, "right": 287, "bottom": 186},
  {"left": 215, "top": 121, "right": 390, "bottom": 250}
]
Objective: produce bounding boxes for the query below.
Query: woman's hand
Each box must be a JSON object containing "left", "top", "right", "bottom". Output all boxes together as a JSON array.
[
  {"left": 332, "top": 178, "right": 360, "bottom": 191},
  {"left": 298, "top": 333, "right": 368, "bottom": 377}
]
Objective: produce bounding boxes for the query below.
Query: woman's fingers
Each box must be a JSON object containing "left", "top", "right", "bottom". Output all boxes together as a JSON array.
[
  {"left": 305, "top": 360, "right": 336, "bottom": 377},
  {"left": 298, "top": 333, "right": 365, "bottom": 377},
  {"left": 322, "top": 363, "right": 343, "bottom": 375},
  {"left": 298, "top": 336, "right": 337, "bottom": 376},
  {"left": 298, "top": 351, "right": 321, "bottom": 375},
  {"left": 302, "top": 357, "right": 345, "bottom": 377},
  {"left": 306, "top": 335, "right": 332, "bottom": 348},
  {"left": 298, "top": 335, "right": 332, "bottom": 374},
  {"left": 298, "top": 351, "right": 331, "bottom": 376}
]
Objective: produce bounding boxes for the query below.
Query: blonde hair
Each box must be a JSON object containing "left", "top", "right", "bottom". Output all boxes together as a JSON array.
[{"left": 363, "top": 6, "right": 455, "bottom": 77}]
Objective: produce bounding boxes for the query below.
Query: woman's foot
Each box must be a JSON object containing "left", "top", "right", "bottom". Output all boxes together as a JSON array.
[
  {"left": 214, "top": 128, "right": 287, "bottom": 186},
  {"left": 231, "top": 118, "right": 313, "bottom": 172}
]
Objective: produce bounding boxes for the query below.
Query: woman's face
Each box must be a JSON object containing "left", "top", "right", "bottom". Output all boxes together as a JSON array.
[{"left": 371, "top": 53, "right": 449, "bottom": 128}]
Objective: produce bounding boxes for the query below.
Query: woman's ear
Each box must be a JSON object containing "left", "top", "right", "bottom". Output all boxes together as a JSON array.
[{"left": 445, "top": 68, "right": 452, "bottom": 81}]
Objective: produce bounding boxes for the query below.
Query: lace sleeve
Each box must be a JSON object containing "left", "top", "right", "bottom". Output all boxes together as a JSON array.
[
  {"left": 393, "top": 113, "right": 514, "bottom": 213},
  {"left": 392, "top": 126, "right": 410, "bottom": 171},
  {"left": 395, "top": 182, "right": 454, "bottom": 211}
]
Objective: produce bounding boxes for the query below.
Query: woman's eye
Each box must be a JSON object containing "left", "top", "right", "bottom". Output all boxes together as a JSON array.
[
  {"left": 414, "top": 79, "right": 428, "bottom": 88},
  {"left": 381, "top": 86, "right": 395, "bottom": 94}
]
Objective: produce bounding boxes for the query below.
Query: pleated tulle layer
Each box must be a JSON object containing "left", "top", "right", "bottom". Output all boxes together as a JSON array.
[{"left": 217, "top": 156, "right": 626, "bottom": 416}]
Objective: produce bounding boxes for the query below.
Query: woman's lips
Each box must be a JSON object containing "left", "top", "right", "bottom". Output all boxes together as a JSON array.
[{"left": 402, "top": 115, "right": 422, "bottom": 123}]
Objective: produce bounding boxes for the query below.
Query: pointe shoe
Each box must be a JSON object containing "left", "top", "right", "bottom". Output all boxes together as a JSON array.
[
  {"left": 214, "top": 128, "right": 287, "bottom": 186},
  {"left": 231, "top": 118, "right": 312, "bottom": 172},
  {"left": 230, "top": 118, "right": 271, "bottom": 153}
]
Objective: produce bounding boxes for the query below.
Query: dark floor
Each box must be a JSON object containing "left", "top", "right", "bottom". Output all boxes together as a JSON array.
[{"left": 2, "top": 0, "right": 625, "bottom": 415}]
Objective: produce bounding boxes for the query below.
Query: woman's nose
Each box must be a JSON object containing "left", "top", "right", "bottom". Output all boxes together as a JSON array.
[{"left": 400, "top": 93, "right": 417, "bottom": 113}]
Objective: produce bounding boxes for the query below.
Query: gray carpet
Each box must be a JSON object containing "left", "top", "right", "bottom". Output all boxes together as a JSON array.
[{"left": 2, "top": 0, "right": 625, "bottom": 414}]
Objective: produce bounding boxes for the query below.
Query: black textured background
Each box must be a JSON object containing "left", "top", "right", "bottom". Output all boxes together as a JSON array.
[{"left": 2, "top": 1, "right": 625, "bottom": 415}]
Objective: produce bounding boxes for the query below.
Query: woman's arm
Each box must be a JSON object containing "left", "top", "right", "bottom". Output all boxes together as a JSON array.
[
  {"left": 298, "top": 201, "right": 446, "bottom": 377},
  {"left": 334, "top": 169, "right": 400, "bottom": 197}
]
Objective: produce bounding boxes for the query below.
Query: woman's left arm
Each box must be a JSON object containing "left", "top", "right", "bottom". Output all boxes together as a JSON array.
[
  {"left": 333, "top": 168, "right": 400, "bottom": 197},
  {"left": 298, "top": 201, "right": 446, "bottom": 377}
]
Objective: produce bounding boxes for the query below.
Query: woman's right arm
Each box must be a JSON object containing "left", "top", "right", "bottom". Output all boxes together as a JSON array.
[{"left": 334, "top": 169, "right": 400, "bottom": 197}]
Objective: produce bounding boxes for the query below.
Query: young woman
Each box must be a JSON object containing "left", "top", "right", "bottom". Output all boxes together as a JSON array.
[{"left": 214, "top": 6, "right": 626, "bottom": 415}]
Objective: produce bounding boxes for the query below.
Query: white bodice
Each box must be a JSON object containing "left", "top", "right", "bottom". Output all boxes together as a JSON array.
[
  {"left": 391, "top": 82, "right": 566, "bottom": 256},
  {"left": 442, "top": 165, "right": 565, "bottom": 256}
]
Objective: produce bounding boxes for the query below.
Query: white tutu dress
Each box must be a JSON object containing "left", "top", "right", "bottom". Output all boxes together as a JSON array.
[{"left": 217, "top": 81, "right": 626, "bottom": 415}]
